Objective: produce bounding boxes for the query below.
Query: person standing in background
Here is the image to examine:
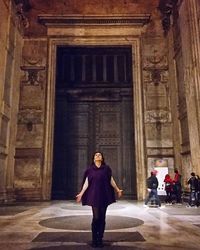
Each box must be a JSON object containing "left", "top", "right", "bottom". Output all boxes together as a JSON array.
[
  {"left": 187, "top": 172, "right": 198, "bottom": 207},
  {"left": 173, "top": 169, "right": 182, "bottom": 204},
  {"left": 164, "top": 174, "right": 173, "bottom": 205},
  {"left": 196, "top": 175, "right": 200, "bottom": 207},
  {"left": 144, "top": 170, "right": 161, "bottom": 207}
]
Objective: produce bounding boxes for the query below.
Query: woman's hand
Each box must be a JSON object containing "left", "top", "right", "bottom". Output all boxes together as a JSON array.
[
  {"left": 76, "top": 193, "right": 82, "bottom": 203},
  {"left": 117, "top": 189, "right": 123, "bottom": 198}
]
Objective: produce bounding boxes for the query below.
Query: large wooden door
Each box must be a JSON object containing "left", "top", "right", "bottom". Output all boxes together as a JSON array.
[{"left": 52, "top": 46, "right": 136, "bottom": 199}]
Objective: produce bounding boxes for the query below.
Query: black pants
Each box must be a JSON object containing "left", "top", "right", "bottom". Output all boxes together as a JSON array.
[
  {"left": 174, "top": 184, "right": 182, "bottom": 203},
  {"left": 91, "top": 206, "right": 107, "bottom": 243},
  {"left": 165, "top": 190, "right": 172, "bottom": 203}
]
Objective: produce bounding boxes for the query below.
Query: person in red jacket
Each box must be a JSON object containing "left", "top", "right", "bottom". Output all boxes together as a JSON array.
[
  {"left": 164, "top": 174, "right": 173, "bottom": 204},
  {"left": 173, "top": 169, "right": 182, "bottom": 204}
]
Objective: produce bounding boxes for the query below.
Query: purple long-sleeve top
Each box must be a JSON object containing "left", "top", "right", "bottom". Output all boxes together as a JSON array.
[{"left": 81, "top": 164, "right": 116, "bottom": 207}]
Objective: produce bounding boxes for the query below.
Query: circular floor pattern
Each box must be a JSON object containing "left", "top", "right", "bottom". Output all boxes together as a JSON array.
[
  {"left": 39, "top": 215, "right": 144, "bottom": 230},
  {"left": 61, "top": 205, "right": 125, "bottom": 210}
]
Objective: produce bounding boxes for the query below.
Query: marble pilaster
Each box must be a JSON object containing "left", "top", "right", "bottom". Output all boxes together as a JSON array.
[
  {"left": 0, "top": 0, "right": 24, "bottom": 203},
  {"left": 179, "top": 0, "right": 200, "bottom": 174}
]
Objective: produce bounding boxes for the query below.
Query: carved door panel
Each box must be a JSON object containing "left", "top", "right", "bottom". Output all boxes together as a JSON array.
[
  {"left": 94, "top": 102, "right": 122, "bottom": 188},
  {"left": 52, "top": 98, "right": 135, "bottom": 199},
  {"left": 95, "top": 101, "right": 135, "bottom": 198},
  {"left": 52, "top": 99, "right": 92, "bottom": 199}
]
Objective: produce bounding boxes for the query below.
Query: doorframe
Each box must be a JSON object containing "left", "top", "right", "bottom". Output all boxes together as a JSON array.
[{"left": 43, "top": 36, "right": 146, "bottom": 200}]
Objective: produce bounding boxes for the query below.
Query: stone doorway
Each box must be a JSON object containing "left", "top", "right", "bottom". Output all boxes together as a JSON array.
[{"left": 51, "top": 46, "right": 136, "bottom": 199}]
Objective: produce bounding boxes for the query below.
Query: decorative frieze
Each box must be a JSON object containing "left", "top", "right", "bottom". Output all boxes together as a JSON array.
[
  {"left": 147, "top": 148, "right": 174, "bottom": 156},
  {"left": 143, "top": 54, "right": 168, "bottom": 69},
  {"left": 38, "top": 14, "right": 151, "bottom": 27},
  {"left": 143, "top": 53, "right": 169, "bottom": 90},
  {"left": 20, "top": 66, "right": 45, "bottom": 88},
  {"left": 145, "top": 110, "right": 171, "bottom": 123},
  {"left": 143, "top": 69, "right": 168, "bottom": 86}
]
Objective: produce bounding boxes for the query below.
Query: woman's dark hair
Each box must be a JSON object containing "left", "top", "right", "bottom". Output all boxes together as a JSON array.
[{"left": 91, "top": 152, "right": 105, "bottom": 165}]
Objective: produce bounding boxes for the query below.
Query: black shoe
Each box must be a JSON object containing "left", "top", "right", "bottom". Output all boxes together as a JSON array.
[
  {"left": 91, "top": 241, "right": 98, "bottom": 248},
  {"left": 97, "top": 240, "right": 104, "bottom": 248}
]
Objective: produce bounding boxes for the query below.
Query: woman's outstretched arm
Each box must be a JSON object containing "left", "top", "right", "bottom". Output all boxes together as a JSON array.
[
  {"left": 76, "top": 177, "right": 89, "bottom": 202},
  {"left": 110, "top": 176, "right": 123, "bottom": 198}
]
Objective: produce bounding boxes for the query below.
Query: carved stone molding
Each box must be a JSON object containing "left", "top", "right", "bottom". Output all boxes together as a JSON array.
[
  {"left": 143, "top": 54, "right": 168, "bottom": 68},
  {"left": 20, "top": 66, "right": 45, "bottom": 88},
  {"left": 145, "top": 110, "right": 171, "bottom": 123},
  {"left": 147, "top": 148, "right": 174, "bottom": 156},
  {"left": 38, "top": 14, "right": 151, "bottom": 27},
  {"left": 18, "top": 109, "right": 43, "bottom": 124},
  {"left": 143, "top": 69, "right": 168, "bottom": 86},
  {"left": 143, "top": 53, "right": 168, "bottom": 86}
]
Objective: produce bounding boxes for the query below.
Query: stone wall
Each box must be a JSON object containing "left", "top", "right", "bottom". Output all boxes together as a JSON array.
[
  {"left": 4, "top": 0, "right": 200, "bottom": 201},
  {"left": 13, "top": 0, "right": 175, "bottom": 200},
  {"left": 15, "top": 39, "right": 47, "bottom": 200},
  {"left": 0, "top": 0, "right": 23, "bottom": 203},
  {"left": 168, "top": 0, "right": 200, "bottom": 186},
  {"left": 142, "top": 8, "right": 174, "bottom": 182}
]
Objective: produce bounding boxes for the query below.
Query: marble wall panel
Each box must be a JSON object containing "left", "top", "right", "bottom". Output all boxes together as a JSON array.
[
  {"left": 181, "top": 154, "right": 192, "bottom": 189},
  {"left": 14, "top": 158, "right": 41, "bottom": 188},
  {"left": 0, "top": 0, "right": 9, "bottom": 103},
  {"left": 16, "top": 124, "right": 43, "bottom": 148},
  {"left": 145, "top": 123, "right": 173, "bottom": 148},
  {"left": 0, "top": 155, "right": 6, "bottom": 189},
  {"left": 22, "top": 40, "right": 47, "bottom": 66},
  {"left": 0, "top": 115, "right": 9, "bottom": 147},
  {"left": 19, "top": 85, "right": 44, "bottom": 110},
  {"left": 146, "top": 96, "right": 168, "bottom": 110},
  {"left": 145, "top": 84, "right": 167, "bottom": 96},
  {"left": 172, "top": 0, "right": 200, "bottom": 174}
]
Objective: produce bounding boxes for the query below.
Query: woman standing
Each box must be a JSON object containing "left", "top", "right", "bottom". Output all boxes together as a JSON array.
[
  {"left": 76, "top": 152, "right": 123, "bottom": 248},
  {"left": 164, "top": 174, "right": 173, "bottom": 204}
]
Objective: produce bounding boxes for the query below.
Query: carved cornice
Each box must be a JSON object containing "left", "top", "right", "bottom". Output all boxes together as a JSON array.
[{"left": 38, "top": 14, "right": 151, "bottom": 27}]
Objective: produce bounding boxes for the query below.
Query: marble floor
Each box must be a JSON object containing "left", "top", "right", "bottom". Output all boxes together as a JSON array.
[{"left": 0, "top": 200, "right": 200, "bottom": 250}]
